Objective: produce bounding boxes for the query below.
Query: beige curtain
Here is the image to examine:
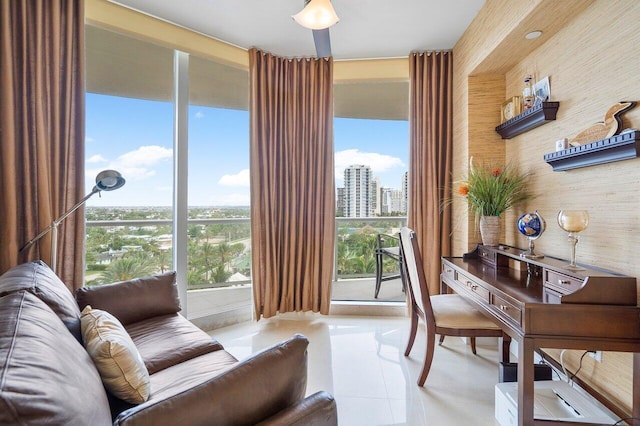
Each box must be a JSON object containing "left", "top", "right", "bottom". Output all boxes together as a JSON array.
[
  {"left": 0, "top": 0, "right": 85, "bottom": 289},
  {"left": 408, "top": 51, "right": 453, "bottom": 295},
  {"left": 249, "top": 48, "right": 335, "bottom": 319}
]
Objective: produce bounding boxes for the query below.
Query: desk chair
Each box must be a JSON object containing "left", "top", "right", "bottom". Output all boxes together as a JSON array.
[
  {"left": 398, "top": 227, "right": 510, "bottom": 386},
  {"left": 374, "top": 233, "right": 404, "bottom": 298}
]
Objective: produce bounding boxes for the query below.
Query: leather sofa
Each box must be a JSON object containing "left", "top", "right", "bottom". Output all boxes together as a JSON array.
[{"left": 0, "top": 261, "right": 337, "bottom": 425}]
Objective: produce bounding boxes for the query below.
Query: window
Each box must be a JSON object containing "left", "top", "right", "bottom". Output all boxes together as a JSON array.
[
  {"left": 186, "top": 56, "right": 252, "bottom": 319},
  {"left": 85, "top": 26, "right": 174, "bottom": 285},
  {"left": 332, "top": 81, "right": 409, "bottom": 302}
]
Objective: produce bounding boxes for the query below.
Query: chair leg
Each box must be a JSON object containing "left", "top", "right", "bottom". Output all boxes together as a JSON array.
[
  {"left": 438, "top": 335, "right": 445, "bottom": 345},
  {"left": 417, "top": 325, "right": 436, "bottom": 386},
  {"left": 470, "top": 337, "right": 477, "bottom": 355},
  {"left": 404, "top": 310, "right": 418, "bottom": 356},
  {"left": 374, "top": 251, "right": 383, "bottom": 298},
  {"left": 500, "top": 333, "right": 511, "bottom": 363}
]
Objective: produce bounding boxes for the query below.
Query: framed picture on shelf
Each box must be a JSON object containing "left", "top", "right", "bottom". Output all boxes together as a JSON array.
[
  {"left": 533, "top": 76, "right": 551, "bottom": 106},
  {"left": 501, "top": 96, "right": 522, "bottom": 122}
]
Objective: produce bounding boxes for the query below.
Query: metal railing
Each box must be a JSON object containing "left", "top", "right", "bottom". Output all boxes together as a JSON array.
[{"left": 86, "top": 215, "right": 407, "bottom": 287}]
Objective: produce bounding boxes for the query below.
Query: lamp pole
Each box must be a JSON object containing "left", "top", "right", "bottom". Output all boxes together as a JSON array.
[{"left": 19, "top": 170, "right": 125, "bottom": 273}]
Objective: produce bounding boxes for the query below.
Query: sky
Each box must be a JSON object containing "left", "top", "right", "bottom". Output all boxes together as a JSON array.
[{"left": 85, "top": 93, "right": 408, "bottom": 207}]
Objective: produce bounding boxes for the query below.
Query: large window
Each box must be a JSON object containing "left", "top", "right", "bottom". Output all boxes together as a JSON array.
[
  {"left": 85, "top": 26, "right": 252, "bottom": 323},
  {"left": 186, "top": 56, "right": 252, "bottom": 319},
  {"left": 85, "top": 22, "right": 409, "bottom": 316},
  {"left": 85, "top": 26, "right": 174, "bottom": 285},
  {"left": 332, "top": 81, "right": 409, "bottom": 302}
]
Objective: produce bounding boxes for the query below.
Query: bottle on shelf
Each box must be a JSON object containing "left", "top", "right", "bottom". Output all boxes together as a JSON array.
[{"left": 523, "top": 74, "right": 534, "bottom": 110}]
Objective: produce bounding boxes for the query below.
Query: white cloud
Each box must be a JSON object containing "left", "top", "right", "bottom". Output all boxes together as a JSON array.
[
  {"left": 87, "top": 154, "right": 107, "bottom": 163},
  {"left": 116, "top": 146, "right": 172, "bottom": 167},
  {"left": 110, "top": 145, "right": 173, "bottom": 180},
  {"left": 219, "top": 169, "right": 250, "bottom": 187},
  {"left": 334, "top": 149, "right": 404, "bottom": 181},
  {"left": 87, "top": 146, "right": 173, "bottom": 184},
  {"left": 195, "top": 111, "right": 205, "bottom": 119}
]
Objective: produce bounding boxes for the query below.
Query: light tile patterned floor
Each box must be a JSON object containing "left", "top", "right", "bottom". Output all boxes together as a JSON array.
[{"left": 209, "top": 314, "right": 501, "bottom": 425}]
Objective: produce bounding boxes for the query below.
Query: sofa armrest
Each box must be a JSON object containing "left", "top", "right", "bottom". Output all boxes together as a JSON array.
[
  {"left": 114, "top": 334, "right": 309, "bottom": 426},
  {"left": 256, "top": 391, "right": 337, "bottom": 426}
]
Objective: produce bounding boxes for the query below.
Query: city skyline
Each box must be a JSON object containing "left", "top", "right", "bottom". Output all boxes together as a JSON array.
[
  {"left": 86, "top": 93, "right": 408, "bottom": 207},
  {"left": 340, "top": 164, "right": 408, "bottom": 217}
]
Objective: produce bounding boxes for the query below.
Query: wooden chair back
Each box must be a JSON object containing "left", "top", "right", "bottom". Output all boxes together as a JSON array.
[{"left": 399, "top": 227, "right": 435, "bottom": 325}]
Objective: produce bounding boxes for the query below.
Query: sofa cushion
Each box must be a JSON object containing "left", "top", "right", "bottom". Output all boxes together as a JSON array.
[
  {"left": 125, "top": 313, "right": 224, "bottom": 374},
  {"left": 76, "top": 271, "right": 180, "bottom": 325},
  {"left": 81, "top": 306, "right": 151, "bottom": 404},
  {"left": 0, "top": 291, "right": 111, "bottom": 425},
  {"left": 0, "top": 260, "right": 81, "bottom": 339},
  {"left": 113, "top": 335, "right": 309, "bottom": 426}
]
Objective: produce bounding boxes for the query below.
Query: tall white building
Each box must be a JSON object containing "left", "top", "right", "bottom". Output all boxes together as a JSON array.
[
  {"left": 344, "top": 165, "right": 372, "bottom": 217},
  {"left": 401, "top": 171, "right": 408, "bottom": 213},
  {"left": 381, "top": 188, "right": 403, "bottom": 214},
  {"left": 371, "top": 177, "right": 381, "bottom": 216}
]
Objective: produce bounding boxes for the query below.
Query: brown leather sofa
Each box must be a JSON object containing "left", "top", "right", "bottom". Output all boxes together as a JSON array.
[{"left": 0, "top": 261, "right": 337, "bottom": 425}]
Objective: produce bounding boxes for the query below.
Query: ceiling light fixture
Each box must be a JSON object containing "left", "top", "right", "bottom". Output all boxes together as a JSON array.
[
  {"left": 525, "top": 30, "right": 543, "bottom": 40},
  {"left": 293, "top": 0, "right": 339, "bottom": 30}
]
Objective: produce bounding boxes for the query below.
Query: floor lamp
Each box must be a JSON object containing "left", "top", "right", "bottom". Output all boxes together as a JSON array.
[{"left": 19, "top": 170, "right": 126, "bottom": 273}]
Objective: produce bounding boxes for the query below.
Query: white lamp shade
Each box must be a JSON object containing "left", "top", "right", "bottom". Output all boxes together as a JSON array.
[{"left": 293, "top": 0, "right": 339, "bottom": 30}]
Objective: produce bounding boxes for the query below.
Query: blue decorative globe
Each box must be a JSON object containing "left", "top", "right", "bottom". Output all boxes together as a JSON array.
[{"left": 517, "top": 211, "right": 546, "bottom": 240}]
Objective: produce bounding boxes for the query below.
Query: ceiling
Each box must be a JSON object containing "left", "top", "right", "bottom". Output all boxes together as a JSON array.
[{"left": 109, "top": 0, "right": 486, "bottom": 60}]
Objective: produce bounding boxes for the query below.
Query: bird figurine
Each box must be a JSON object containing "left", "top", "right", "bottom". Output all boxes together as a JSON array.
[{"left": 569, "top": 101, "right": 636, "bottom": 146}]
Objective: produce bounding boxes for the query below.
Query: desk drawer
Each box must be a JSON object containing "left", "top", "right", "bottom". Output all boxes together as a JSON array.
[
  {"left": 478, "top": 245, "right": 497, "bottom": 266},
  {"left": 456, "top": 272, "right": 490, "bottom": 302},
  {"left": 544, "top": 269, "right": 583, "bottom": 295},
  {"left": 492, "top": 293, "right": 521, "bottom": 325}
]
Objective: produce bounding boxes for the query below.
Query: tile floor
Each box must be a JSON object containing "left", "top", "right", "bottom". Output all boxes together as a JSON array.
[{"left": 209, "top": 313, "right": 502, "bottom": 425}]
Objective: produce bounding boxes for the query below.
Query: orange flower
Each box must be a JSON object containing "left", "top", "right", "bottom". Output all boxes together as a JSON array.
[
  {"left": 458, "top": 185, "right": 469, "bottom": 196},
  {"left": 492, "top": 167, "right": 501, "bottom": 177}
]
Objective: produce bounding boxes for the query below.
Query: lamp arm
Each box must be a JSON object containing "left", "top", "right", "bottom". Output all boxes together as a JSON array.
[{"left": 19, "top": 187, "right": 100, "bottom": 253}]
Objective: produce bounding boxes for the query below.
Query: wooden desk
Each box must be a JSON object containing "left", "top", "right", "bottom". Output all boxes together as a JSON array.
[{"left": 441, "top": 245, "right": 640, "bottom": 426}]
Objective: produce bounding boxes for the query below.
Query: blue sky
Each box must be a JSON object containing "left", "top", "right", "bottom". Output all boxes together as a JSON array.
[{"left": 85, "top": 93, "right": 408, "bottom": 207}]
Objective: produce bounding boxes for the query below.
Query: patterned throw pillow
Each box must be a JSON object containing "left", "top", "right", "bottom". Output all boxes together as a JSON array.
[{"left": 81, "top": 305, "right": 150, "bottom": 404}]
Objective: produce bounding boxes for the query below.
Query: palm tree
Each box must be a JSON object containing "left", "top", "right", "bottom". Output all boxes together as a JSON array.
[
  {"left": 200, "top": 242, "right": 216, "bottom": 281},
  {"left": 98, "top": 255, "right": 157, "bottom": 283}
]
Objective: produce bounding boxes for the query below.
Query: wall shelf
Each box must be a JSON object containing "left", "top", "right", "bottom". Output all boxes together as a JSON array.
[
  {"left": 544, "top": 130, "right": 640, "bottom": 171},
  {"left": 495, "top": 102, "right": 560, "bottom": 139}
]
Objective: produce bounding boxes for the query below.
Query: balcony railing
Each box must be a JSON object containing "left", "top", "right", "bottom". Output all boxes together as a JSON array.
[{"left": 86, "top": 215, "right": 406, "bottom": 301}]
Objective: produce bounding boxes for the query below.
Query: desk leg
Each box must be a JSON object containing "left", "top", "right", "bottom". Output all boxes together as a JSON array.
[
  {"left": 634, "top": 353, "right": 640, "bottom": 426},
  {"left": 517, "top": 337, "right": 535, "bottom": 426},
  {"left": 499, "top": 334, "right": 511, "bottom": 363}
]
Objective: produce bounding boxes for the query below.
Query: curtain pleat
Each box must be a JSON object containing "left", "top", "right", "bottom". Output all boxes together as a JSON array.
[
  {"left": 249, "top": 49, "right": 335, "bottom": 319},
  {"left": 408, "top": 51, "right": 453, "bottom": 295},
  {"left": 0, "top": 0, "right": 85, "bottom": 289}
]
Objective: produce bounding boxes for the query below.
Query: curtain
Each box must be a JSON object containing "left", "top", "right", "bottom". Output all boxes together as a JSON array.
[
  {"left": 408, "top": 51, "right": 453, "bottom": 295},
  {"left": 249, "top": 48, "right": 335, "bottom": 319},
  {"left": 0, "top": 0, "right": 85, "bottom": 289}
]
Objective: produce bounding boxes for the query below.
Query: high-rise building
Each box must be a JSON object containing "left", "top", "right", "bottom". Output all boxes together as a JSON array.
[
  {"left": 381, "top": 188, "right": 403, "bottom": 215},
  {"left": 401, "top": 172, "right": 408, "bottom": 213},
  {"left": 343, "top": 165, "right": 372, "bottom": 217},
  {"left": 336, "top": 187, "right": 345, "bottom": 216},
  {"left": 371, "top": 177, "right": 381, "bottom": 216}
]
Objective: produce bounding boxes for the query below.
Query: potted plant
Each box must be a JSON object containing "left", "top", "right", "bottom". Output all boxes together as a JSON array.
[{"left": 456, "top": 158, "right": 534, "bottom": 246}]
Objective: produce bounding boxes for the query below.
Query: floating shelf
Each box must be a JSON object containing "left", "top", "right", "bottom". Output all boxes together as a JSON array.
[
  {"left": 544, "top": 130, "right": 640, "bottom": 171},
  {"left": 495, "top": 102, "right": 560, "bottom": 139}
]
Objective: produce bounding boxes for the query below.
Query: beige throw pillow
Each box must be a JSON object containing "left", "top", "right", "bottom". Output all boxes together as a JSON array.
[{"left": 81, "top": 305, "right": 150, "bottom": 404}]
